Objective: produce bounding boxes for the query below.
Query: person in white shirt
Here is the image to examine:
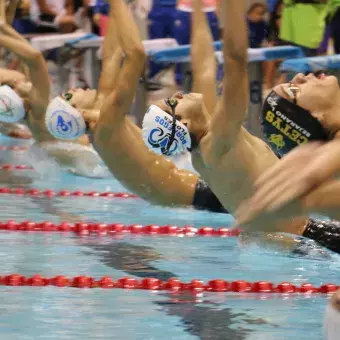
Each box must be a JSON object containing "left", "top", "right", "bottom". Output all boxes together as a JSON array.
[{"left": 29, "top": 0, "right": 77, "bottom": 33}]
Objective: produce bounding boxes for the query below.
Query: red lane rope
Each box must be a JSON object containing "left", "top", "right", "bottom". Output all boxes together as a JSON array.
[
  {"left": 0, "top": 187, "right": 138, "bottom": 198},
  {"left": 0, "top": 274, "right": 338, "bottom": 293},
  {"left": 0, "top": 146, "right": 28, "bottom": 152},
  {"left": 0, "top": 164, "right": 34, "bottom": 171},
  {"left": 0, "top": 220, "right": 241, "bottom": 237}
]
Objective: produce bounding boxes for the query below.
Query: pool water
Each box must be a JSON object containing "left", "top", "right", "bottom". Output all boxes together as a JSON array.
[{"left": 0, "top": 135, "right": 338, "bottom": 340}]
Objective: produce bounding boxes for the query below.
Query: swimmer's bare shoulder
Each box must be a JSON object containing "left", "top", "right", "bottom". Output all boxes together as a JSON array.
[
  {"left": 93, "top": 0, "right": 198, "bottom": 206},
  {"left": 190, "top": 0, "right": 279, "bottom": 211}
]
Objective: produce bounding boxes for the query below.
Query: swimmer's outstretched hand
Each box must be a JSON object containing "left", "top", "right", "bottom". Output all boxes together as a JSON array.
[{"left": 233, "top": 141, "right": 340, "bottom": 231}]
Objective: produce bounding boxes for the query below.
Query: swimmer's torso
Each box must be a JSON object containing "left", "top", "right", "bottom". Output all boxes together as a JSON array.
[
  {"left": 192, "top": 128, "right": 277, "bottom": 212},
  {"left": 193, "top": 128, "right": 308, "bottom": 233}
]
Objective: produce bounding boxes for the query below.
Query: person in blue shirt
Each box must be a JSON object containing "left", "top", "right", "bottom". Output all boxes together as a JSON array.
[
  {"left": 148, "top": 0, "right": 219, "bottom": 82},
  {"left": 93, "top": 0, "right": 110, "bottom": 15},
  {"left": 247, "top": 2, "right": 269, "bottom": 48}
]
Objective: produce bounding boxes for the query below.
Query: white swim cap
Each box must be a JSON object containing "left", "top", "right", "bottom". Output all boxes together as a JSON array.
[
  {"left": 0, "top": 85, "right": 26, "bottom": 123},
  {"left": 142, "top": 104, "right": 191, "bottom": 156},
  {"left": 45, "top": 97, "right": 86, "bottom": 140}
]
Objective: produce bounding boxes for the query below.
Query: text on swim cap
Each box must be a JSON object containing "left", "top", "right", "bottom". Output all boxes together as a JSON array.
[
  {"left": 154, "top": 115, "right": 188, "bottom": 146},
  {"left": 265, "top": 111, "right": 309, "bottom": 145},
  {"left": 266, "top": 96, "right": 311, "bottom": 138}
]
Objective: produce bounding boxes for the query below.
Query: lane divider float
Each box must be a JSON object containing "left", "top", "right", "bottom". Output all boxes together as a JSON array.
[
  {"left": 0, "top": 220, "right": 240, "bottom": 237},
  {"left": 0, "top": 187, "right": 138, "bottom": 198},
  {"left": 0, "top": 274, "right": 338, "bottom": 294}
]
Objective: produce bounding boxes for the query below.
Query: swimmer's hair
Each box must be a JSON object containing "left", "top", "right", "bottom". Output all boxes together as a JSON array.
[{"left": 247, "top": 2, "right": 267, "bottom": 14}]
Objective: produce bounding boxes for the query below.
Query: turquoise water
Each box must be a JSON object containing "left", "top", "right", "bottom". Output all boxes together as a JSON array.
[{"left": 0, "top": 135, "right": 339, "bottom": 340}]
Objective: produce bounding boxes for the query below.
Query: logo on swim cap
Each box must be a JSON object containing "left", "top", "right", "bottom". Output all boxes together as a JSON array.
[
  {"left": 148, "top": 127, "right": 180, "bottom": 155},
  {"left": 142, "top": 105, "right": 191, "bottom": 156},
  {"left": 0, "top": 86, "right": 26, "bottom": 123},
  {"left": 268, "top": 134, "right": 285, "bottom": 151},
  {"left": 45, "top": 97, "right": 86, "bottom": 140},
  {"left": 261, "top": 90, "right": 328, "bottom": 157},
  {"left": 0, "top": 95, "right": 14, "bottom": 118}
]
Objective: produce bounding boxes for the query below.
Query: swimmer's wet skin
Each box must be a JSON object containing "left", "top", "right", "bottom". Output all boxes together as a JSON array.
[
  {"left": 0, "top": 6, "right": 108, "bottom": 177},
  {"left": 140, "top": 1, "right": 340, "bottom": 255},
  {"left": 43, "top": 0, "right": 228, "bottom": 213}
]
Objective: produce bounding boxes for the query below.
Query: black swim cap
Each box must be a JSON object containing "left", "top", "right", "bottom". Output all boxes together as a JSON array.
[{"left": 261, "top": 90, "right": 329, "bottom": 157}]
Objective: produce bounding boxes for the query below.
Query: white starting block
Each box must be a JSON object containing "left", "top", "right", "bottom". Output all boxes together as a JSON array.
[
  {"left": 30, "top": 32, "right": 89, "bottom": 52},
  {"left": 65, "top": 37, "right": 179, "bottom": 90}
]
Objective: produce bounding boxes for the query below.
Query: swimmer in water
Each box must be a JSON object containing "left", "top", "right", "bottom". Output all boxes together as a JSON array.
[
  {"left": 234, "top": 139, "right": 340, "bottom": 251},
  {"left": 139, "top": 0, "right": 340, "bottom": 252},
  {"left": 45, "top": 0, "right": 226, "bottom": 212},
  {"left": 0, "top": 1, "right": 32, "bottom": 139},
  {"left": 0, "top": 0, "right": 109, "bottom": 177},
  {"left": 47, "top": 0, "right": 340, "bottom": 253}
]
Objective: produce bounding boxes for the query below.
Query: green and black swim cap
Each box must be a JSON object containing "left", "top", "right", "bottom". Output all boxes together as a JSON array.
[{"left": 261, "top": 86, "right": 329, "bottom": 157}]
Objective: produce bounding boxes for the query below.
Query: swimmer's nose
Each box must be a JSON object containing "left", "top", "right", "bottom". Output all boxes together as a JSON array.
[
  {"left": 172, "top": 92, "right": 184, "bottom": 100},
  {"left": 291, "top": 73, "right": 307, "bottom": 84}
]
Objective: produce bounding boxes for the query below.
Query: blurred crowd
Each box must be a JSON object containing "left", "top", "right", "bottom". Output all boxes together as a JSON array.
[{"left": 10, "top": 0, "right": 340, "bottom": 90}]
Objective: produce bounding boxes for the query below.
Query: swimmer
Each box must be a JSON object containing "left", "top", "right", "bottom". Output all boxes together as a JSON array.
[
  {"left": 234, "top": 140, "right": 340, "bottom": 254},
  {"left": 45, "top": 0, "right": 226, "bottom": 212},
  {"left": 140, "top": 0, "right": 304, "bottom": 233},
  {"left": 47, "top": 0, "right": 340, "bottom": 253},
  {"left": 0, "top": 1, "right": 32, "bottom": 139},
  {"left": 0, "top": 0, "right": 109, "bottom": 177},
  {"left": 139, "top": 0, "right": 340, "bottom": 252}
]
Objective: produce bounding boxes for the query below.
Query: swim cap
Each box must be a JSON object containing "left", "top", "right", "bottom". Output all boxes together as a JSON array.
[
  {"left": 261, "top": 90, "right": 328, "bottom": 157},
  {"left": 0, "top": 85, "right": 26, "bottom": 123},
  {"left": 142, "top": 104, "right": 191, "bottom": 156},
  {"left": 45, "top": 97, "right": 86, "bottom": 140}
]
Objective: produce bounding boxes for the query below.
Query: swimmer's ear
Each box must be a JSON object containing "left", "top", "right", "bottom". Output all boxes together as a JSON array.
[{"left": 181, "top": 118, "right": 190, "bottom": 129}]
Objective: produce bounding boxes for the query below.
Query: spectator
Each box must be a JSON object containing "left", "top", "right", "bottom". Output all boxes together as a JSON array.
[
  {"left": 148, "top": 0, "right": 219, "bottom": 82},
  {"left": 246, "top": 3, "right": 268, "bottom": 48},
  {"left": 81, "top": 0, "right": 99, "bottom": 34},
  {"left": 174, "top": 0, "right": 219, "bottom": 45},
  {"left": 12, "top": 0, "right": 38, "bottom": 34},
  {"left": 29, "top": 0, "right": 77, "bottom": 33},
  {"left": 267, "top": 0, "right": 278, "bottom": 13},
  {"left": 93, "top": 0, "right": 109, "bottom": 35},
  {"left": 279, "top": 0, "right": 328, "bottom": 57},
  {"left": 329, "top": 0, "right": 340, "bottom": 54},
  {"left": 264, "top": 0, "right": 286, "bottom": 89}
]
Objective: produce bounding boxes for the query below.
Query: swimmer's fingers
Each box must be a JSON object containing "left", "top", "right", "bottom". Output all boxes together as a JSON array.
[
  {"left": 254, "top": 142, "right": 323, "bottom": 189},
  {"left": 236, "top": 174, "right": 301, "bottom": 226},
  {"left": 265, "top": 181, "right": 313, "bottom": 213},
  {"left": 238, "top": 201, "right": 304, "bottom": 233},
  {"left": 246, "top": 165, "right": 301, "bottom": 213},
  {"left": 234, "top": 200, "right": 261, "bottom": 227}
]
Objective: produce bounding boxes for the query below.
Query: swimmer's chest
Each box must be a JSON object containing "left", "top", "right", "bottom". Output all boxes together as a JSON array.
[{"left": 192, "top": 136, "right": 277, "bottom": 211}]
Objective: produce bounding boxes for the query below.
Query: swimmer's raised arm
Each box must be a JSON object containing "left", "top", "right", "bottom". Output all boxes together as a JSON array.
[
  {"left": 191, "top": 0, "right": 217, "bottom": 114},
  {"left": 0, "top": 24, "right": 50, "bottom": 107},
  {"left": 95, "top": 0, "right": 145, "bottom": 127},
  {"left": 211, "top": 0, "right": 248, "bottom": 156},
  {"left": 95, "top": 1, "right": 123, "bottom": 103},
  {"left": 92, "top": 0, "right": 222, "bottom": 208},
  {"left": 5, "top": 0, "right": 20, "bottom": 24}
]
